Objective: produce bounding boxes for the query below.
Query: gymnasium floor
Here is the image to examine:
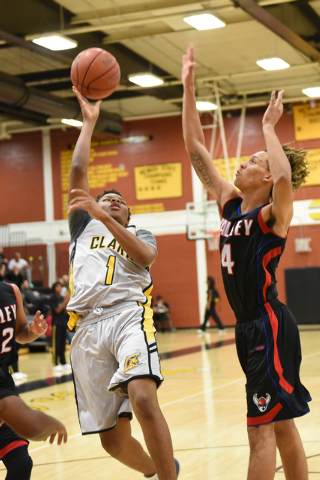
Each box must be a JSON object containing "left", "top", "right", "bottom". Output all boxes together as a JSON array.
[{"left": 3, "top": 326, "right": 320, "bottom": 480}]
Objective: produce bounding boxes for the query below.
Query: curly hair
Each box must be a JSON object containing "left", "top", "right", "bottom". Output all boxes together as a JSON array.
[
  {"left": 282, "top": 143, "right": 309, "bottom": 192},
  {"left": 96, "top": 188, "right": 131, "bottom": 223}
]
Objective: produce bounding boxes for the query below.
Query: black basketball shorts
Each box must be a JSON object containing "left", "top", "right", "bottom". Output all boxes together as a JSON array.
[
  {"left": 235, "top": 299, "right": 311, "bottom": 426},
  {"left": 0, "top": 367, "right": 18, "bottom": 401}
]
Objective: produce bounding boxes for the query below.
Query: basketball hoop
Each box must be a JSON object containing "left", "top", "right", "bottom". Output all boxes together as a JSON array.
[{"left": 205, "top": 231, "right": 220, "bottom": 251}]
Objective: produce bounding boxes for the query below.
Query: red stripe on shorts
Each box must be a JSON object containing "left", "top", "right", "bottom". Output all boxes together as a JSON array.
[
  {"left": 247, "top": 402, "right": 283, "bottom": 426},
  {"left": 265, "top": 302, "right": 294, "bottom": 394},
  {"left": 0, "top": 440, "right": 28, "bottom": 459},
  {"left": 262, "top": 247, "right": 282, "bottom": 302}
]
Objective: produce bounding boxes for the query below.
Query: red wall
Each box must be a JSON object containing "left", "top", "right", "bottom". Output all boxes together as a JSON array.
[
  {"left": 1, "top": 104, "right": 320, "bottom": 326},
  {"left": 151, "top": 234, "right": 199, "bottom": 328},
  {"left": 50, "top": 115, "right": 193, "bottom": 220},
  {"left": 0, "top": 132, "right": 45, "bottom": 224}
]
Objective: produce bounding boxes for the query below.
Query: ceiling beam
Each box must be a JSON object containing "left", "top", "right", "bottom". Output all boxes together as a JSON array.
[
  {"left": 70, "top": 0, "right": 210, "bottom": 25},
  {"left": 231, "top": 0, "right": 320, "bottom": 61},
  {"left": 0, "top": 29, "right": 72, "bottom": 66}
]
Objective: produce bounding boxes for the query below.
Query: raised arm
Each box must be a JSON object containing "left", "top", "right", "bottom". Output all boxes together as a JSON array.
[
  {"left": 182, "top": 43, "right": 239, "bottom": 210},
  {"left": 68, "top": 189, "right": 157, "bottom": 268},
  {"left": 261, "top": 91, "right": 293, "bottom": 236},
  {"left": 68, "top": 87, "right": 102, "bottom": 203}
]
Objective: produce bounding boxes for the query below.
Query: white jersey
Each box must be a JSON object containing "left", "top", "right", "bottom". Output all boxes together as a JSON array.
[{"left": 67, "top": 209, "right": 157, "bottom": 327}]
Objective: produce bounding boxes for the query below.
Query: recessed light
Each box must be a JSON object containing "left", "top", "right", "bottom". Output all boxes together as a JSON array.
[
  {"left": 302, "top": 87, "right": 320, "bottom": 98},
  {"left": 184, "top": 13, "right": 225, "bottom": 30},
  {"left": 26, "top": 34, "right": 77, "bottom": 51},
  {"left": 128, "top": 73, "right": 164, "bottom": 87},
  {"left": 256, "top": 58, "right": 290, "bottom": 71},
  {"left": 196, "top": 101, "right": 218, "bottom": 111},
  {"left": 61, "top": 119, "right": 83, "bottom": 127}
]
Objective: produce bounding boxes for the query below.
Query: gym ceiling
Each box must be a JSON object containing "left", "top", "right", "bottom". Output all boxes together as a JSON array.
[{"left": 0, "top": 0, "right": 319, "bottom": 135}]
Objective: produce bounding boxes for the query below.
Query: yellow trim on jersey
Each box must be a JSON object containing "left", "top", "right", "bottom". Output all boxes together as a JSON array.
[
  {"left": 139, "top": 283, "right": 155, "bottom": 342},
  {"left": 67, "top": 262, "right": 79, "bottom": 330},
  {"left": 142, "top": 305, "right": 156, "bottom": 343}
]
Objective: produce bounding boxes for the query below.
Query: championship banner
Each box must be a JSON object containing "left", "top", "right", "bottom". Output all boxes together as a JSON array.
[
  {"left": 293, "top": 103, "right": 320, "bottom": 141},
  {"left": 134, "top": 163, "right": 182, "bottom": 200},
  {"left": 60, "top": 147, "right": 128, "bottom": 219}
]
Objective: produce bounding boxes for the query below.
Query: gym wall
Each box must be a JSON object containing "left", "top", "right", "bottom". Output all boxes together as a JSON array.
[{"left": 1, "top": 106, "right": 320, "bottom": 327}]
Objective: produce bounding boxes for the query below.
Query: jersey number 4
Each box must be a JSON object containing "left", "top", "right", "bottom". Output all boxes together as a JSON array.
[
  {"left": 221, "top": 244, "right": 235, "bottom": 274},
  {"left": 105, "top": 255, "right": 116, "bottom": 285}
]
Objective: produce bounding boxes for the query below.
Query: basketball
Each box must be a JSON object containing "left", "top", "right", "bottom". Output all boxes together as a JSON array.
[{"left": 70, "top": 47, "right": 120, "bottom": 100}]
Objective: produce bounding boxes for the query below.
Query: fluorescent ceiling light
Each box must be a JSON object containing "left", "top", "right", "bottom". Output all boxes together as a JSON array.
[
  {"left": 61, "top": 119, "right": 83, "bottom": 127},
  {"left": 128, "top": 73, "right": 164, "bottom": 87},
  {"left": 196, "top": 101, "right": 218, "bottom": 111},
  {"left": 30, "top": 34, "right": 77, "bottom": 51},
  {"left": 184, "top": 13, "right": 225, "bottom": 30},
  {"left": 302, "top": 87, "right": 320, "bottom": 98},
  {"left": 256, "top": 58, "right": 290, "bottom": 71}
]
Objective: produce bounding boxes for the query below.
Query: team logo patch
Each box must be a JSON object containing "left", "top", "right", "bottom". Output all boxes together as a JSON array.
[
  {"left": 253, "top": 393, "right": 271, "bottom": 412},
  {"left": 125, "top": 353, "right": 141, "bottom": 372},
  {"left": 255, "top": 345, "right": 265, "bottom": 351}
]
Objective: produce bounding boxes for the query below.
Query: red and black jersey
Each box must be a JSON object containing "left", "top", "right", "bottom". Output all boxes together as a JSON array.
[
  {"left": 0, "top": 282, "right": 18, "bottom": 368},
  {"left": 220, "top": 197, "right": 287, "bottom": 317}
]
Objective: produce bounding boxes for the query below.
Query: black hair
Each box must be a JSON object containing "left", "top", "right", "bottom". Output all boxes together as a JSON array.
[
  {"left": 207, "top": 276, "right": 215, "bottom": 288},
  {"left": 95, "top": 188, "right": 131, "bottom": 223},
  {"left": 52, "top": 281, "right": 62, "bottom": 293}
]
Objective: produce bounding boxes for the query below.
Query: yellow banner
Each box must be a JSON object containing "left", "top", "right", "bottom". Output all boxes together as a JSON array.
[
  {"left": 134, "top": 163, "right": 182, "bottom": 200},
  {"left": 293, "top": 103, "right": 320, "bottom": 141}
]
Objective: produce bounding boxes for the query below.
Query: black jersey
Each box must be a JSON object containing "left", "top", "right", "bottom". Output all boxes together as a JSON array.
[
  {"left": 0, "top": 282, "right": 18, "bottom": 368},
  {"left": 220, "top": 197, "right": 287, "bottom": 316}
]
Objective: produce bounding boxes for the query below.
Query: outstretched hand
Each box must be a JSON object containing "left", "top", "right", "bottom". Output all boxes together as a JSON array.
[
  {"left": 48, "top": 420, "right": 68, "bottom": 445},
  {"left": 72, "top": 86, "right": 102, "bottom": 122},
  {"left": 262, "top": 90, "right": 284, "bottom": 128},
  {"left": 182, "top": 43, "right": 196, "bottom": 88},
  {"left": 29, "top": 311, "right": 48, "bottom": 336},
  {"left": 68, "top": 189, "right": 106, "bottom": 221}
]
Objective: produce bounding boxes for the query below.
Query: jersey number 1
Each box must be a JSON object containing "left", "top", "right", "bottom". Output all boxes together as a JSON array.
[
  {"left": 105, "top": 255, "right": 116, "bottom": 285},
  {"left": 221, "top": 244, "right": 235, "bottom": 274}
]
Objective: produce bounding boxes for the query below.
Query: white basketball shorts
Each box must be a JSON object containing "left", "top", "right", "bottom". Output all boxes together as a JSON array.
[{"left": 70, "top": 302, "right": 163, "bottom": 434}]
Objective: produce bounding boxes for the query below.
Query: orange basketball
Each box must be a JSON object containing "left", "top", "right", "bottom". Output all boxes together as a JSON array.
[{"left": 70, "top": 47, "right": 120, "bottom": 100}]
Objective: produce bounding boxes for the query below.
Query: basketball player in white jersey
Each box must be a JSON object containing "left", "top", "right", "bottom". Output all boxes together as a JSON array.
[{"left": 67, "top": 86, "right": 179, "bottom": 480}]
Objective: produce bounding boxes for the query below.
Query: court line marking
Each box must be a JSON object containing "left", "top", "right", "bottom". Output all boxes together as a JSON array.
[
  {"left": 28, "top": 347, "right": 319, "bottom": 453},
  {"left": 28, "top": 377, "right": 243, "bottom": 453}
]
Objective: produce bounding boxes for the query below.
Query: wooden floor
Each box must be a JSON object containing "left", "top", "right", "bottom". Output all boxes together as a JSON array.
[{"left": 2, "top": 326, "right": 319, "bottom": 479}]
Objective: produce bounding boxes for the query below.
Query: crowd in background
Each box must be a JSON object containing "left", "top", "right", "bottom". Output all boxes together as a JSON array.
[{"left": 0, "top": 247, "right": 71, "bottom": 379}]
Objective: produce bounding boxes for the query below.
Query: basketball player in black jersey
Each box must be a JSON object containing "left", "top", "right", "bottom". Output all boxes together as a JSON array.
[
  {"left": 182, "top": 43, "right": 310, "bottom": 480},
  {"left": 0, "top": 281, "right": 67, "bottom": 457}
]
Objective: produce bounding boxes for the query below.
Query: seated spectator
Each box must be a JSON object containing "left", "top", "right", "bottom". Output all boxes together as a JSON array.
[
  {"left": 0, "top": 247, "right": 8, "bottom": 271},
  {"left": 153, "top": 295, "right": 173, "bottom": 332},
  {"left": 5, "top": 265, "right": 24, "bottom": 289},
  {"left": 20, "top": 279, "right": 50, "bottom": 317},
  {"left": 8, "top": 252, "right": 32, "bottom": 285},
  {"left": 0, "top": 263, "right": 6, "bottom": 281}
]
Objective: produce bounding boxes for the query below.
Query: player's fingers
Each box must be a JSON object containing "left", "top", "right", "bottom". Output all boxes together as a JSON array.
[
  {"left": 95, "top": 100, "right": 102, "bottom": 108},
  {"left": 70, "top": 188, "right": 87, "bottom": 196},
  {"left": 270, "top": 90, "right": 276, "bottom": 104},
  {"left": 49, "top": 433, "right": 56, "bottom": 444},
  {"left": 277, "top": 90, "right": 284, "bottom": 104}
]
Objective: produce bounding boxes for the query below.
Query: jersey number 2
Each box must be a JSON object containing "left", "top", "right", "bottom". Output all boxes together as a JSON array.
[
  {"left": 221, "top": 244, "right": 235, "bottom": 274},
  {"left": 1, "top": 327, "right": 14, "bottom": 353},
  {"left": 105, "top": 255, "right": 116, "bottom": 285}
]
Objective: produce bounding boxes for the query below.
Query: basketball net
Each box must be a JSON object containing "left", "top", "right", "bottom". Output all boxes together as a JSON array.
[{"left": 206, "top": 231, "right": 220, "bottom": 251}]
